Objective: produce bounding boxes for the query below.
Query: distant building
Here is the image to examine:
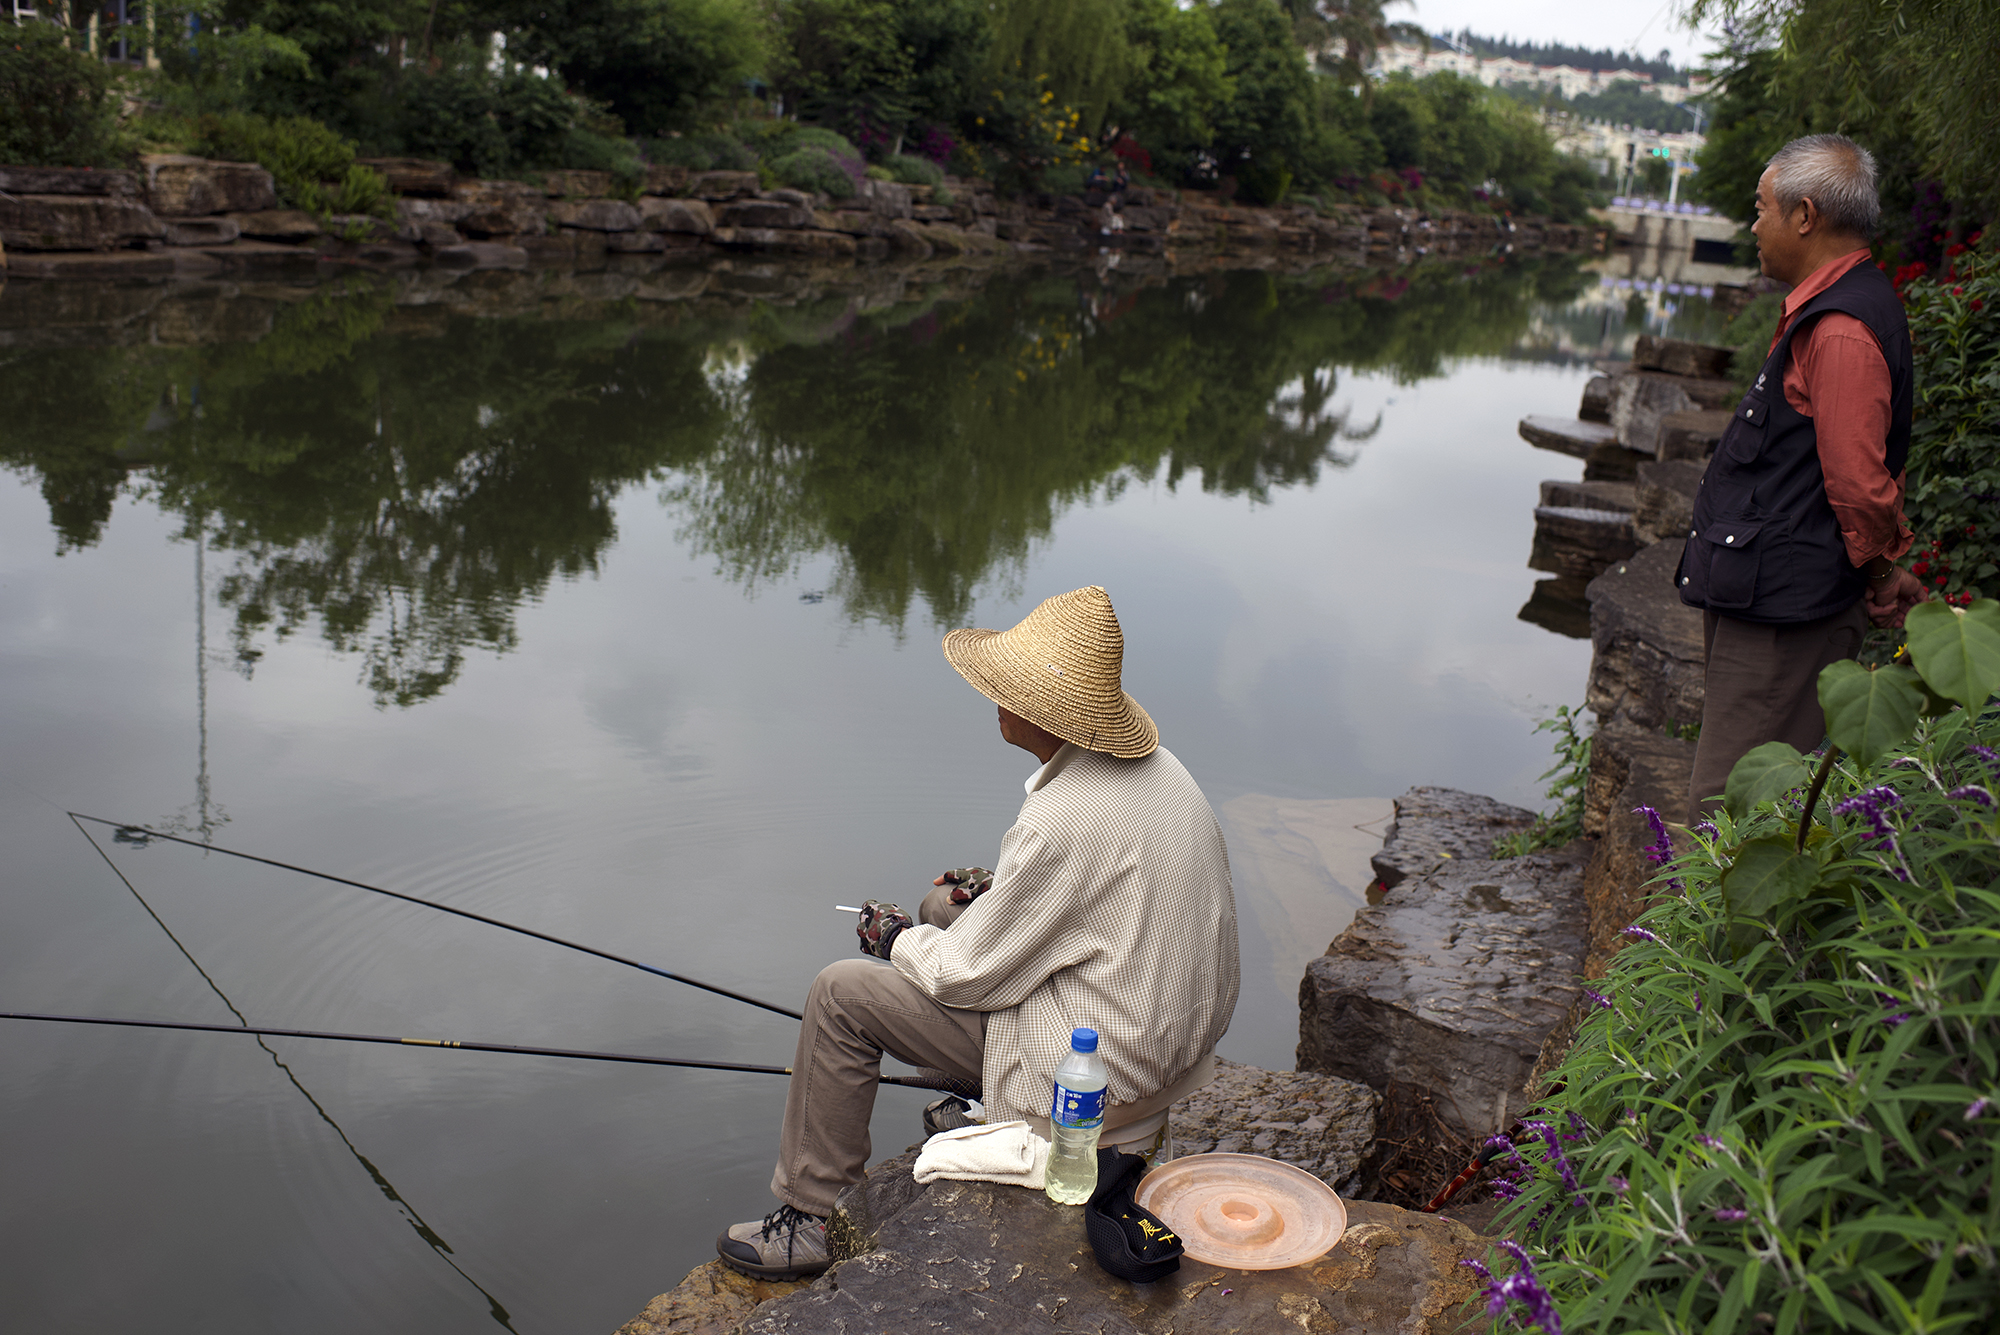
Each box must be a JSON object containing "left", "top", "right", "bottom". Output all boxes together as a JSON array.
[{"left": 1370, "top": 39, "right": 1688, "bottom": 102}]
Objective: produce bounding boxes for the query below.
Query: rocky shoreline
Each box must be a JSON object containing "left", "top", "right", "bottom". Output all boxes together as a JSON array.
[{"left": 0, "top": 154, "right": 1602, "bottom": 283}]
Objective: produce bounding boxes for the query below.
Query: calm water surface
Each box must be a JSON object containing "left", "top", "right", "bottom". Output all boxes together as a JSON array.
[{"left": 1, "top": 253, "right": 1692, "bottom": 1331}]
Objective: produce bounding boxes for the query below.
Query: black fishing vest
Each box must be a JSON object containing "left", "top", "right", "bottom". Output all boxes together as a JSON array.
[{"left": 1675, "top": 260, "right": 1913, "bottom": 624}]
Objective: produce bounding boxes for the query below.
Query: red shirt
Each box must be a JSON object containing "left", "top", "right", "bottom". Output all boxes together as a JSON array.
[{"left": 1773, "top": 249, "right": 1913, "bottom": 566}]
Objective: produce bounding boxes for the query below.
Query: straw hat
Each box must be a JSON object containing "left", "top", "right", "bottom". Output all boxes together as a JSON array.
[{"left": 942, "top": 586, "right": 1158, "bottom": 758}]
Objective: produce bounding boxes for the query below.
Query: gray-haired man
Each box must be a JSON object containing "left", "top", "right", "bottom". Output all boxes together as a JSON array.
[{"left": 1677, "top": 134, "right": 1928, "bottom": 819}]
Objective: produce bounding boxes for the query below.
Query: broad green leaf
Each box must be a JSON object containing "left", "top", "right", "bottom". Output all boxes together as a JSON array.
[
  {"left": 1904, "top": 598, "right": 2000, "bottom": 710},
  {"left": 1722, "top": 836, "right": 1821, "bottom": 918},
  {"left": 1723, "top": 741, "right": 1810, "bottom": 818},
  {"left": 1816, "top": 660, "right": 1924, "bottom": 767}
]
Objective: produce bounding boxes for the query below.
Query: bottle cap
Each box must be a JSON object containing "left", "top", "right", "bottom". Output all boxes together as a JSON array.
[{"left": 1071, "top": 1027, "right": 1098, "bottom": 1052}]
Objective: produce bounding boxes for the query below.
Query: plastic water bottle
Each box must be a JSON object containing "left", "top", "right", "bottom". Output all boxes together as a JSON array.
[{"left": 1045, "top": 1026, "right": 1108, "bottom": 1204}]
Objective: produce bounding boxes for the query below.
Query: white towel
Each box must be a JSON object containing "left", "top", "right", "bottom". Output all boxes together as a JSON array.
[{"left": 913, "top": 1120, "right": 1051, "bottom": 1190}]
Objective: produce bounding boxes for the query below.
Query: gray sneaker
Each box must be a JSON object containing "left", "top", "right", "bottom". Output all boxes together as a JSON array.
[{"left": 716, "top": 1203, "right": 831, "bottom": 1280}]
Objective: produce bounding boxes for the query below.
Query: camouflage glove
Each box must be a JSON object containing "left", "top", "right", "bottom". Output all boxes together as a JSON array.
[
  {"left": 857, "top": 900, "right": 914, "bottom": 960},
  {"left": 938, "top": 867, "right": 994, "bottom": 905}
]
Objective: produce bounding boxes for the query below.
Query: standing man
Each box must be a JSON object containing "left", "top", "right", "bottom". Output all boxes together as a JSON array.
[
  {"left": 1678, "top": 134, "right": 1928, "bottom": 819},
  {"left": 716, "top": 585, "right": 1239, "bottom": 1280}
]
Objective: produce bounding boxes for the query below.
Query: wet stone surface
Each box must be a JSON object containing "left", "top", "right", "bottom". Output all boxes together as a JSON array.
[
  {"left": 1169, "top": 1058, "right": 1378, "bottom": 1197},
  {"left": 1369, "top": 787, "right": 1538, "bottom": 890},
  {"left": 1299, "top": 844, "right": 1591, "bottom": 1143}
]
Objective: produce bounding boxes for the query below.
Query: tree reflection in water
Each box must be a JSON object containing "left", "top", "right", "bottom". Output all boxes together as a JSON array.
[{"left": 1, "top": 255, "right": 1587, "bottom": 705}]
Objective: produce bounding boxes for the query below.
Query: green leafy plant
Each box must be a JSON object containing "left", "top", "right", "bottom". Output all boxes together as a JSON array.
[
  {"left": 1900, "top": 236, "right": 1998, "bottom": 609},
  {"left": 1474, "top": 600, "right": 2000, "bottom": 1334},
  {"left": 1493, "top": 705, "right": 1594, "bottom": 857},
  {"left": 769, "top": 145, "right": 861, "bottom": 199},
  {"left": 883, "top": 152, "right": 945, "bottom": 187},
  {"left": 0, "top": 21, "right": 122, "bottom": 166},
  {"left": 192, "top": 112, "right": 379, "bottom": 216}
]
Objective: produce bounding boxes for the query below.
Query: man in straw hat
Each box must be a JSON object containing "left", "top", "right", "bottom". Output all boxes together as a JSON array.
[{"left": 718, "top": 586, "right": 1239, "bottom": 1279}]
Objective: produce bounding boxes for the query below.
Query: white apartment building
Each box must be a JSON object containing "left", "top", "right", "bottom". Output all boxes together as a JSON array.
[{"left": 1370, "top": 39, "right": 1691, "bottom": 102}]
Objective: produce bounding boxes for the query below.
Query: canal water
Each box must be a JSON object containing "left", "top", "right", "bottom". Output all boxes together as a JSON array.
[{"left": 0, "top": 251, "right": 1715, "bottom": 1331}]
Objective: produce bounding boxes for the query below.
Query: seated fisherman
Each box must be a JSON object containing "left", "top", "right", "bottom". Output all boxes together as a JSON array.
[{"left": 717, "top": 585, "right": 1240, "bottom": 1279}]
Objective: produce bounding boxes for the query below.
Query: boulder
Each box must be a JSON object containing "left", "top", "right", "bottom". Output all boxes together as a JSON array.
[
  {"left": 716, "top": 198, "right": 813, "bottom": 230},
  {"left": 688, "top": 170, "right": 760, "bottom": 201},
  {"left": 614, "top": 1261, "right": 808, "bottom": 1335},
  {"left": 1518, "top": 414, "right": 1618, "bottom": 459},
  {"left": 1583, "top": 538, "right": 1705, "bottom": 734},
  {"left": 432, "top": 241, "right": 529, "bottom": 270},
  {"left": 642, "top": 164, "right": 689, "bottom": 196},
  {"left": 1632, "top": 333, "right": 1733, "bottom": 380},
  {"left": 1580, "top": 720, "right": 1696, "bottom": 975},
  {"left": 451, "top": 180, "right": 547, "bottom": 236},
  {"left": 1369, "top": 787, "right": 1537, "bottom": 891},
  {"left": 549, "top": 199, "right": 641, "bottom": 232},
  {"left": 229, "top": 209, "right": 321, "bottom": 243},
  {"left": 0, "top": 166, "right": 137, "bottom": 197},
  {"left": 1538, "top": 479, "right": 1634, "bottom": 512},
  {"left": 865, "top": 180, "right": 914, "bottom": 220},
  {"left": 202, "top": 239, "right": 321, "bottom": 275},
  {"left": 752, "top": 1170, "right": 1487, "bottom": 1335},
  {"left": 1632, "top": 460, "right": 1705, "bottom": 545},
  {"left": 1579, "top": 374, "right": 1613, "bottom": 424},
  {"left": 1529, "top": 505, "right": 1640, "bottom": 582},
  {"left": 1606, "top": 371, "right": 1697, "bottom": 454},
  {"left": 1299, "top": 845, "right": 1591, "bottom": 1144},
  {"left": 139, "top": 155, "right": 277, "bottom": 216},
  {"left": 0, "top": 249, "right": 182, "bottom": 279},
  {"left": 1656, "top": 407, "right": 1734, "bottom": 462},
  {"left": 396, "top": 197, "right": 475, "bottom": 225},
  {"left": 1169, "top": 1058, "right": 1377, "bottom": 1196},
  {"left": 0, "top": 195, "right": 162, "bottom": 251},
  {"left": 540, "top": 168, "right": 612, "bottom": 198},
  {"left": 357, "top": 157, "right": 456, "bottom": 197},
  {"left": 1582, "top": 440, "right": 1654, "bottom": 483},
  {"left": 401, "top": 219, "right": 461, "bottom": 248},
  {"left": 638, "top": 196, "right": 714, "bottom": 235},
  {"left": 158, "top": 216, "right": 241, "bottom": 247}
]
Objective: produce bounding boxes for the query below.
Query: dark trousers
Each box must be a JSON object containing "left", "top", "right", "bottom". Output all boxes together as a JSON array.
[{"left": 1687, "top": 600, "right": 1869, "bottom": 823}]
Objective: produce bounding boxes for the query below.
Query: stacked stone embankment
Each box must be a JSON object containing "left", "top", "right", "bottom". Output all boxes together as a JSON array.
[{"left": 1, "top": 154, "right": 1603, "bottom": 280}]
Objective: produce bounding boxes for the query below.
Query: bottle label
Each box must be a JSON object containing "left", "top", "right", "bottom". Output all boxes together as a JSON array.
[{"left": 1051, "top": 1082, "right": 1104, "bottom": 1129}]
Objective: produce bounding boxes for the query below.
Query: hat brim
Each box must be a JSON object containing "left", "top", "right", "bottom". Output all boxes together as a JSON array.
[{"left": 943, "top": 626, "right": 1158, "bottom": 759}]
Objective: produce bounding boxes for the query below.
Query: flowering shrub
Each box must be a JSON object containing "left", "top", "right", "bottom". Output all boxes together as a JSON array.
[
  {"left": 1898, "top": 233, "right": 1997, "bottom": 608},
  {"left": 1477, "top": 603, "right": 2000, "bottom": 1333}
]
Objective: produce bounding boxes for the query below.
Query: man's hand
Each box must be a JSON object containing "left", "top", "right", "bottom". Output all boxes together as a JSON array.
[
  {"left": 857, "top": 900, "right": 914, "bottom": 960},
  {"left": 1864, "top": 566, "right": 1929, "bottom": 628},
  {"left": 933, "top": 867, "right": 994, "bottom": 905}
]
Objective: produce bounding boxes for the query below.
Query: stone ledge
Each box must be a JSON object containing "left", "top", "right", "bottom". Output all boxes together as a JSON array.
[
  {"left": 1583, "top": 539, "right": 1704, "bottom": 733},
  {"left": 1369, "top": 787, "right": 1537, "bottom": 890}
]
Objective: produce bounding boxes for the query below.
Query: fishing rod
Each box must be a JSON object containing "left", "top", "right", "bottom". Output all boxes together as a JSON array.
[
  {"left": 0, "top": 1011, "right": 960, "bottom": 1089},
  {"left": 71, "top": 812, "right": 803, "bottom": 1021}
]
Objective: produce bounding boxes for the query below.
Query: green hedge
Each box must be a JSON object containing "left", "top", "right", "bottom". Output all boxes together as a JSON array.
[{"left": 0, "top": 22, "right": 121, "bottom": 166}]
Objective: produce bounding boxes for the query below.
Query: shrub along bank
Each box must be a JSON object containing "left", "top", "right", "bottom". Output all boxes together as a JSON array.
[
  {"left": 4, "top": 1, "right": 1602, "bottom": 222},
  {"left": 1473, "top": 600, "right": 2000, "bottom": 1334}
]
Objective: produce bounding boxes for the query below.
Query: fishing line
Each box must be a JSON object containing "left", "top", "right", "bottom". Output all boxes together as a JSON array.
[
  {"left": 0, "top": 1011, "right": 963, "bottom": 1090},
  {"left": 65, "top": 813, "right": 523, "bottom": 1332},
  {"left": 71, "top": 812, "right": 803, "bottom": 1021}
]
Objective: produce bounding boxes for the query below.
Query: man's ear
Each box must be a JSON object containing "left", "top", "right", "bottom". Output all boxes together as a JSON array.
[{"left": 1796, "top": 197, "right": 1820, "bottom": 235}]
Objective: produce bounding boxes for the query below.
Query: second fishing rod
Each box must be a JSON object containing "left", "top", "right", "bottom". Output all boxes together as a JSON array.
[{"left": 73, "top": 812, "right": 804, "bottom": 1021}]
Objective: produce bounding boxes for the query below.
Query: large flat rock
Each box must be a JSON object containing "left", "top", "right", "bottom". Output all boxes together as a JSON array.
[
  {"left": 1633, "top": 460, "right": 1705, "bottom": 545},
  {"left": 755, "top": 1178, "right": 1485, "bottom": 1334},
  {"left": 1170, "top": 1058, "right": 1377, "bottom": 1196},
  {"left": 1518, "top": 414, "right": 1617, "bottom": 458},
  {"left": 1607, "top": 371, "right": 1696, "bottom": 454},
  {"left": 0, "top": 165, "right": 137, "bottom": 197},
  {"left": 1538, "top": 479, "right": 1634, "bottom": 512},
  {"left": 1299, "top": 845, "right": 1590, "bottom": 1143},
  {"left": 1584, "top": 539, "right": 1705, "bottom": 732},
  {"left": 1656, "top": 407, "right": 1733, "bottom": 462},
  {"left": 1529, "top": 505, "right": 1639, "bottom": 582},
  {"left": 0, "top": 194, "right": 162, "bottom": 251},
  {"left": 1632, "top": 333, "right": 1733, "bottom": 380},
  {"left": 1369, "top": 786, "right": 1537, "bottom": 890},
  {"left": 140, "top": 154, "right": 277, "bottom": 215}
]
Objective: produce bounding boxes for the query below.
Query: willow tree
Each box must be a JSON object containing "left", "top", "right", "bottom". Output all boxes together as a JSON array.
[{"left": 987, "top": 0, "right": 1134, "bottom": 138}]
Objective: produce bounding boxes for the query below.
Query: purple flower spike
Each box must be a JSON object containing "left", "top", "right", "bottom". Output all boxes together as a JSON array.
[
  {"left": 1877, "top": 992, "right": 1911, "bottom": 1027},
  {"left": 1633, "top": 805, "right": 1675, "bottom": 866},
  {"left": 1696, "top": 1134, "right": 1724, "bottom": 1150},
  {"left": 1623, "top": 925, "right": 1660, "bottom": 944},
  {"left": 1714, "top": 1208, "right": 1749, "bottom": 1222},
  {"left": 1967, "top": 1098, "right": 1989, "bottom": 1121},
  {"left": 1584, "top": 988, "right": 1612, "bottom": 1009},
  {"left": 1608, "top": 1175, "right": 1628, "bottom": 1193},
  {"left": 1948, "top": 784, "right": 1996, "bottom": 809},
  {"left": 1525, "top": 1119, "right": 1586, "bottom": 1207},
  {"left": 1461, "top": 1257, "right": 1494, "bottom": 1282},
  {"left": 1966, "top": 744, "right": 1999, "bottom": 773},
  {"left": 1692, "top": 820, "right": 1717, "bottom": 838}
]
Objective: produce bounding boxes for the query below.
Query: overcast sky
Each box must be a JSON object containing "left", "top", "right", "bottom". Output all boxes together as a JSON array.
[{"left": 1403, "top": 0, "right": 1725, "bottom": 68}]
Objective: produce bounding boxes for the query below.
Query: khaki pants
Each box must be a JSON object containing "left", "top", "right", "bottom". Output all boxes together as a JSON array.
[
  {"left": 771, "top": 887, "right": 983, "bottom": 1215},
  {"left": 1687, "top": 600, "right": 1868, "bottom": 823}
]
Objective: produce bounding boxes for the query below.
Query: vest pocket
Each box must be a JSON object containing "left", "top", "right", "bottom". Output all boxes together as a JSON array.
[
  {"left": 1694, "top": 518, "right": 1764, "bottom": 609},
  {"left": 1719, "top": 394, "right": 1770, "bottom": 464}
]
